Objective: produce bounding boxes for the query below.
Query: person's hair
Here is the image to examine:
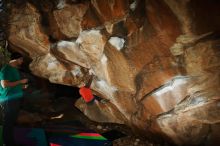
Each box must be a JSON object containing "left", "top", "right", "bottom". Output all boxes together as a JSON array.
[{"left": 10, "top": 52, "right": 23, "bottom": 60}]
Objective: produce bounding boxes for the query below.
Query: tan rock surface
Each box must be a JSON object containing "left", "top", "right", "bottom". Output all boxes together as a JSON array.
[
  {"left": 6, "top": 0, "right": 220, "bottom": 145},
  {"left": 49, "top": 3, "right": 88, "bottom": 39},
  {"left": 8, "top": 3, "right": 49, "bottom": 57}
]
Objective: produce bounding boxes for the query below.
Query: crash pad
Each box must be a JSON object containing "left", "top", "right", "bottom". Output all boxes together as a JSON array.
[
  {"left": 14, "top": 127, "right": 47, "bottom": 146},
  {"left": 46, "top": 124, "right": 112, "bottom": 146},
  {"left": 49, "top": 135, "right": 112, "bottom": 146}
]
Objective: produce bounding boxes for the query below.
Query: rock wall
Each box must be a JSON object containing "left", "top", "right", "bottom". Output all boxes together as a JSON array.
[{"left": 6, "top": 0, "right": 220, "bottom": 145}]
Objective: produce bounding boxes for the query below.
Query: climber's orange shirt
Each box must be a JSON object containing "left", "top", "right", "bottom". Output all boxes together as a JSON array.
[{"left": 79, "top": 87, "right": 94, "bottom": 103}]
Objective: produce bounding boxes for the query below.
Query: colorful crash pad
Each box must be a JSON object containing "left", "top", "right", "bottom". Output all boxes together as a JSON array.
[
  {"left": 49, "top": 135, "right": 112, "bottom": 146},
  {"left": 46, "top": 124, "right": 112, "bottom": 146},
  {"left": 14, "top": 127, "right": 47, "bottom": 146},
  {"left": 71, "top": 132, "right": 107, "bottom": 140}
]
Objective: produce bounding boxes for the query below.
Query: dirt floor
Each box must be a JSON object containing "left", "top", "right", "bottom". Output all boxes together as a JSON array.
[{"left": 13, "top": 95, "right": 171, "bottom": 146}]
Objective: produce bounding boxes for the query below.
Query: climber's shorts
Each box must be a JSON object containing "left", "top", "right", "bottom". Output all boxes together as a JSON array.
[{"left": 86, "top": 96, "right": 96, "bottom": 105}]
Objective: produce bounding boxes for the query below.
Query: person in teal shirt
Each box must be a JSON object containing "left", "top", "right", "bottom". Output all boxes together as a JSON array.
[{"left": 0, "top": 52, "right": 28, "bottom": 146}]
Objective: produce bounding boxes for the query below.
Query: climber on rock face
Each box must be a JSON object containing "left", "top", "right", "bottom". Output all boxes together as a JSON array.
[
  {"left": 79, "top": 75, "right": 96, "bottom": 104},
  {"left": 79, "top": 75, "right": 100, "bottom": 105}
]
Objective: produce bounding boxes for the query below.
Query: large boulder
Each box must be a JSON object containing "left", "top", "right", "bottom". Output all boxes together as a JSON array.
[
  {"left": 7, "top": 0, "right": 220, "bottom": 145},
  {"left": 8, "top": 3, "right": 49, "bottom": 57}
]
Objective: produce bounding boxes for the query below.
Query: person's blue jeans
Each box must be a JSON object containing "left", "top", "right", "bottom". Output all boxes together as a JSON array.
[{"left": 1, "top": 98, "right": 21, "bottom": 146}]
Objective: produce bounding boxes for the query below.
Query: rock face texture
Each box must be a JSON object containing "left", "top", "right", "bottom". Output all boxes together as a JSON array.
[{"left": 6, "top": 0, "right": 220, "bottom": 145}]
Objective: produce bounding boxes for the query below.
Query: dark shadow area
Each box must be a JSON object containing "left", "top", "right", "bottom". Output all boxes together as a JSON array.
[
  {"left": 102, "top": 129, "right": 127, "bottom": 141},
  {"left": 52, "top": 84, "right": 80, "bottom": 100}
]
